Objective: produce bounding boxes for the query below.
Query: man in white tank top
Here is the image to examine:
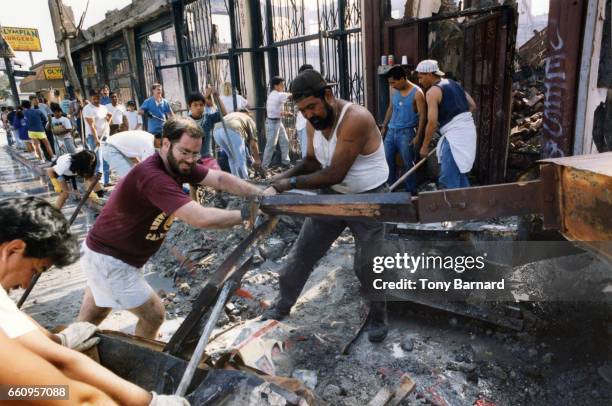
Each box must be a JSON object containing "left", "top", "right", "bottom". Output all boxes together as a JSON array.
[{"left": 264, "top": 70, "right": 390, "bottom": 342}]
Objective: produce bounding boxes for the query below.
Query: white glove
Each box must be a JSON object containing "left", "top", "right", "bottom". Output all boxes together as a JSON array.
[
  {"left": 149, "top": 392, "right": 190, "bottom": 406},
  {"left": 56, "top": 322, "right": 100, "bottom": 352}
]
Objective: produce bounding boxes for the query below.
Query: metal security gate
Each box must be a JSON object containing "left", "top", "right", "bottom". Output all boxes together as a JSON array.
[
  {"left": 462, "top": 7, "right": 516, "bottom": 184},
  {"left": 183, "top": 0, "right": 363, "bottom": 105},
  {"left": 185, "top": 0, "right": 248, "bottom": 97},
  {"left": 266, "top": 0, "right": 364, "bottom": 104}
]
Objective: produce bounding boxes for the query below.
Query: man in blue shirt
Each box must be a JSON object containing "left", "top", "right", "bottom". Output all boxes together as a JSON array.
[
  {"left": 139, "top": 83, "right": 174, "bottom": 148},
  {"left": 22, "top": 100, "right": 55, "bottom": 163},
  {"left": 381, "top": 66, "right": 426, "bottom": 193}
]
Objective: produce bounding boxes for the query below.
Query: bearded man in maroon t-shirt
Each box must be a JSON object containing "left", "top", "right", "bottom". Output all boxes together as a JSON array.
[{"left": 77, "top": 116, "right": 275, "bottom": 339}]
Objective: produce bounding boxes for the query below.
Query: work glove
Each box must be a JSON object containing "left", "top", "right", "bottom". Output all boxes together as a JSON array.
[
  {"left": 149, "top": 392, "right": 190, "bottom": 406},
  {"left": 50, "top": 177, "right": 62, "bottom": 193},
  {"left": 56, "top": 322, "right": 100, "bottom": 352}
]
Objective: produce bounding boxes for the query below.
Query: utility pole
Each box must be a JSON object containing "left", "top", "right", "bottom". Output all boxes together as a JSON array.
[
  {"left": 0, "top": 27, "right": 19, "bottom": 106},
  {"left": 47, "top": 0, "right": 83, "bottom": 96},
  {"left": 2, "top": 57, "right": 20, "bottom": 106}
]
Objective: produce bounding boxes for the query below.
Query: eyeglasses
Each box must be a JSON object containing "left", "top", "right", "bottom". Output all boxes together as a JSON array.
[{"left": 173, "top": 145, "right": 201, "bottom": 160}]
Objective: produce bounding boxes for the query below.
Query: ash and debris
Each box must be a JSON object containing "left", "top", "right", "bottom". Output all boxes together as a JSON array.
[{"left": 144, "top": 188, "right": 611, "bottom": 405}]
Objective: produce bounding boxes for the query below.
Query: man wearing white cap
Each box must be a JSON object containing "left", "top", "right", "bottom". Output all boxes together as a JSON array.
[{"left": 415, "top": 59, "right": 477, "bottom": 189}]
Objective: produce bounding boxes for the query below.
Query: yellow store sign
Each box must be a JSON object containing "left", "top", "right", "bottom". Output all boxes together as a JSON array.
[
  {"left": 1, "top": 26, "right": 42, "bottom": 52},
  {"left": 44, "top": 66, "right": 63, "bottom": 80}
]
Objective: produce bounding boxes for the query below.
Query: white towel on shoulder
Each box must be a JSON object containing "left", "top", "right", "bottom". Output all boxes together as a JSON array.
[{"left": 436, "top": 111, "right": 477, "bottom": 173}]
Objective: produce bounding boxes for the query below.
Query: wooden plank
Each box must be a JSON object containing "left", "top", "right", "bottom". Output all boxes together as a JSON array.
[
  {"left": 259, "top": 193, "right": 417, "bottom": 222},
  {"left": 389, "top": 373, "right": 416, "bottom": 406},
  {"left": 367, "top": 386, "right": 394, "bottom": 406}
]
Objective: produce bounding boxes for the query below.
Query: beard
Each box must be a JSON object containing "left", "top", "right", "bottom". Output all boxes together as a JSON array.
[
  {"left": 167, "top": 146, "right": 196, "bottom": 176},
  {"left": 308, "top": 100, "right": 335, "bottom": 130}
]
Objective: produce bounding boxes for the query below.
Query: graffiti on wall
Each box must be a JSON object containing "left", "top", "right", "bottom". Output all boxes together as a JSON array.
[{"left": 542, "top": 26, "right": 567, "bottom": 158}]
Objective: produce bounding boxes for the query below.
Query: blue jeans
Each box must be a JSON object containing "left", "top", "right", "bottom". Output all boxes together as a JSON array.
[
  {"left": 87, "top": 134, "right": 110, "bottom": 185},
  {"left": 384, "top": 127, "right": 417, "bottom": 193},
  {"left": 438, "top": 137, "right": 470, "bottom": 189},
  {"left": 56, "top": 135, "right": 76, "bottom": 154},
  {"left": 262, "top": 119, "right": 289, "bottom": 168},
  {"left": 213, "top": 127, "right": 248, "bottom": 179},
  {"left": 200, "top": 129, "right": 213, "bottom": 158},
  {"left": 297, "top": 127, "right": 308, "bottom": 158}
]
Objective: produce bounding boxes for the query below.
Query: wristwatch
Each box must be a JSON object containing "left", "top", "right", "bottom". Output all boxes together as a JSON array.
[{"left": 289, "top": 176, "right": 298, "bottom": 189}]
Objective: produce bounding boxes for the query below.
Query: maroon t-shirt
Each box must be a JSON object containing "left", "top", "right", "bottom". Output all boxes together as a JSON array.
[{"left": 86, "top": 153, "right": 208, "bottom": 267}]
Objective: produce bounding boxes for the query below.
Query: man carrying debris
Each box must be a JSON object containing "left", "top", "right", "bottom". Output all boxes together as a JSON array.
[
  {"left": 263, "top": 69, "right": 391, "bottom": 342},
  {"left": 49, "top": 104, "right": 77, "bottom": 154},
  {"left": 78, "top": 117, "right": 275, "bottom": 340},
  {"left": 212, "top": 110, "right": 262, "bottom": 179},
  {"left": 0, "top": 196, "right": 189, "bottom": 405},
  {"left": 416, "top": 60, "right": 477, "bottom": 189}
]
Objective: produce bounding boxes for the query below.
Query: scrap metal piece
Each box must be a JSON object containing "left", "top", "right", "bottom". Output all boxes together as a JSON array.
[
  {"left": 541, "top": 152, "right": 612, "bottom": 260},
  {"left": 176, "top": 281, "right": 236, "bottom": 397},
  {"left": 165, "top": 218, "right": 278, "bottom": 356},
  {"left": 260, "top": 192, "right": 417, "bottom": 222},
  {"left": 417, "top": 181, "right": 543, "bottom": 223}
]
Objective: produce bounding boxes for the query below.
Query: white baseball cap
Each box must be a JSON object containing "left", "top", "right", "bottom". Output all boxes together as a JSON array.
[{"left": 415, "top": 60, "right": 445, "bottom": 76}]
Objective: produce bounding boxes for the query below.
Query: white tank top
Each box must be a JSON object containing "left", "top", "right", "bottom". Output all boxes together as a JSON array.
[{"left": 313, "top": 103, "right": 389, "bottom": 194}]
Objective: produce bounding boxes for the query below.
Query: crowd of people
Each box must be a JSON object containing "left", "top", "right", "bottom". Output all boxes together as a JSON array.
[
  {"left": 0, "top": 59, "right": 478, "bottom": 404},
  {"left": 0, "top": 62, "right": 476, "bottom": 195}
]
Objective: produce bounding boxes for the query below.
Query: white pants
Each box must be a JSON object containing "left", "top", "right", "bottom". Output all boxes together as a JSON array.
[{"left": 80, "top": 242, "right": 154, "bottom": 309}]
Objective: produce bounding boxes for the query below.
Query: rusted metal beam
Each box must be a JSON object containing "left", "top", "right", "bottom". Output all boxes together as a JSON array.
[
  {"left": 260, "top": 184, "right": 549, "bottom": 225},
  {"left": 259, "top": 193, "right": 418, "bottom": 222},
  {"left": 416, "top": 181, "right": 545, "bottom": 223},
  {"left": 541, "top": 152, "right": 612, "bottom": 260}
]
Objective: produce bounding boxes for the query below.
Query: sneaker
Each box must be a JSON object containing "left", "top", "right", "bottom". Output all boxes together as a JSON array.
[
  {"left": 261, "top": 305, "right": 291, "bottom": 321},
  {"left": 367, "top": 301, "right": 388, "bottom": 343},
  {"left": 40, "top": 159, "right": 46, "bottom": 164}
]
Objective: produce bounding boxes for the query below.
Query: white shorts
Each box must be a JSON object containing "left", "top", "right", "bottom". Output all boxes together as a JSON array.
[{"left": 80, "top": 242, "right": 155, "bottom": 309}]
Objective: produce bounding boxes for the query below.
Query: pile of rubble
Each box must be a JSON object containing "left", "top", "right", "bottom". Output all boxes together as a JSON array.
[
  {"left": 507, "top": 27, "right": 548, "bottom": 179},
  {"left": 509, "top": 86, "right": 544, "bottom": 154}
]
